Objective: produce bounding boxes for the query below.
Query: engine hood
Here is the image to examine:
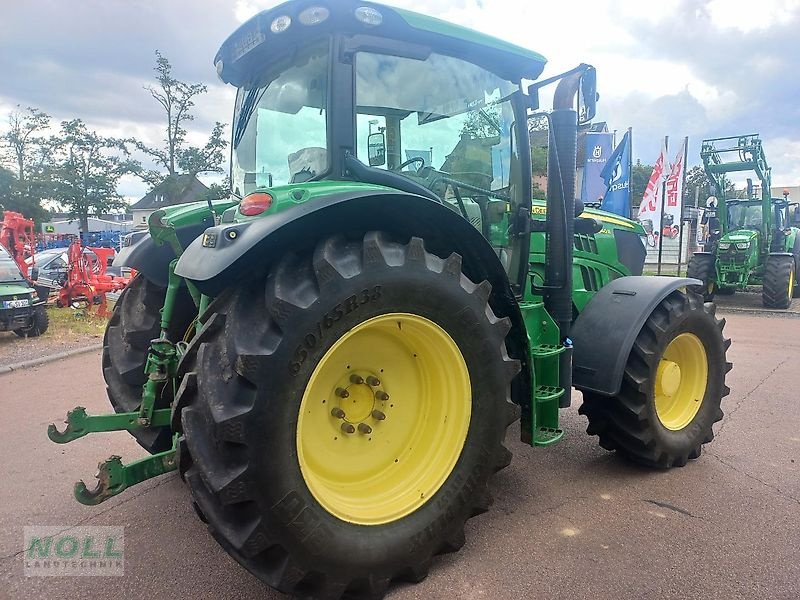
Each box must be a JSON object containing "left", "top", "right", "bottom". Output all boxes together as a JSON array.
[{"left": 721, "top": 229, "right": 759, "bottom": 244}]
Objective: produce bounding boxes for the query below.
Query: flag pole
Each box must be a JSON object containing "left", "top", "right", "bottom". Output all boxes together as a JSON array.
[
  {"left": 676, "top": 136, "right": 689, "bottom": 277},
  {"left": 627, "top": 127, "right": 633, "bottom": 219},
  {"left": 656, "top": 135, "right": 669, "bottom": 275}
]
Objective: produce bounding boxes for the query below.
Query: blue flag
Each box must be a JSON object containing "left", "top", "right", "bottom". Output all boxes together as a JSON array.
[
  {"left": 600, "top": 130, "right": 632, "bottom": 218},
  {"left": 580, "top": 133, "right": 614, "bottom": 206}
]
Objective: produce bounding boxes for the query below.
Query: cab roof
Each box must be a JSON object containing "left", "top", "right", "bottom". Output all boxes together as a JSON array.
[{"left": 215, "top": 0, "right": 547, "bottom": 85}]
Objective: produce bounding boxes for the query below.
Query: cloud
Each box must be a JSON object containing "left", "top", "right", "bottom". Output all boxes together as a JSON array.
[{"left": 2, "top": 0, "right": 799, "bottom": 201}]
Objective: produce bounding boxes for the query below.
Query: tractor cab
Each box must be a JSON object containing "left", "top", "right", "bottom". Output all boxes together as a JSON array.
[
  {"left": 718, "top": 199, "right": 762, "bottom": 255},
  {"left": 219, "top": 0, "right": 552, "bottom": 288}
]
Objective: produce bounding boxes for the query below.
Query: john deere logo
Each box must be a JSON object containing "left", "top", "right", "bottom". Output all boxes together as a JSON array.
[{"left": 592, "top": 145, "right": 603, "bottom": 159}]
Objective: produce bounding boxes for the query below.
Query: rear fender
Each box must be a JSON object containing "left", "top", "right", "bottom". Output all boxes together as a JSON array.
[
  {"left": 114, "top": 220, "right": 213, "bottom": 287},
  {"left": 114, "top": 199, "right": 237, "bottom": 287},
  {"left": 572, "top": 276, "right": 700, "bottom": 396},
  {"left": 174, "top": 189, "right": 533, "bottom": 407}
]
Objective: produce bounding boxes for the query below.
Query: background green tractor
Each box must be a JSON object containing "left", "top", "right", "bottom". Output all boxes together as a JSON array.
[
  {"left": 688, "top": 134, "right": 800, "bottom": 308},
  {"left": 49, "top": 2, "right": 731, "bottom": 598},
  {"left": 0, "top": 245, "right": 48, "bottom": 337}
]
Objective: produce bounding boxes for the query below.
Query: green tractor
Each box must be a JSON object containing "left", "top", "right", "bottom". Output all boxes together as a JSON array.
[
  {"left": 49, "top": 2, "right": 731, "bottom": 597},
  {"left": 0, "top": 245, "right": 48, "bottom": 337},
  {"left": 688, "top": 134, "right": 800, "bottom": 308}
]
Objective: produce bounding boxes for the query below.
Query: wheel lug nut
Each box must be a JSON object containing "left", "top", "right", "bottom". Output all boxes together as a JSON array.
[
  {"left": 331, "top": 407, "right": 346, "bottom": 419},
  {"left": 350, "top": 374, "right": 364, "bottom": 384},
  {"left": 341, "top": 423, "right": 355, "bottom": 434},
  {"left": 366, "top": 376, "right": 381, "bottom": 387},
  {"left": 336, "top": 387, "right": 349, "bottom": 398},
  {"left": 358, "top": 423, "right": 372, "bottom": 434},
  {"left": 375, "top": 391, "right": 389, "bottom": 401},
  {"left": 371, "top": 410, "right": 386, "bottom": 421}
]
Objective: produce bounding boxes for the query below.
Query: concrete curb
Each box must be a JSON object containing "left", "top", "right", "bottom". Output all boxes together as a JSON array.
[
  {"left": 0, "top": 343, "right": 103, "bottom": 375},
  {"left": 717, "top": 307, "right": 800, "bottom": 318}
]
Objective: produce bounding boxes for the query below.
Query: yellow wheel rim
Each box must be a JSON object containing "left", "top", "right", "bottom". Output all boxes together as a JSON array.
[
  {"left": 789, "top": 268, "right": 795, "bottom": 297},
  {"left": 296, "top": 313, "right": 471, "bottom": 525},
  {"left": 654, "top": 333, "right": 708, "bottom": 430}
]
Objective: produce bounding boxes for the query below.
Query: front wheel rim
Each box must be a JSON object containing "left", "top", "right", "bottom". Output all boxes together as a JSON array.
[
  {"left": 654, "top": 332, "right": 709, "bottom": 430},
  {"left": 296, "top": 313, "right": 471, "bottom": 525}
]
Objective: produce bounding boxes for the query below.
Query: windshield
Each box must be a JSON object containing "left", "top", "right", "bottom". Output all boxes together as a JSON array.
[
  {"left": 727, "top": 201, "right": 762, "bottom": 231},
  {"left": 231, "top": 41, "right": 329, "bottom": 196},
  {"left": 0, "top": 250, "right": 26, "bottom": 284},
  {"left": 354, "top": 51, "right": 520, "bottom": 203}
]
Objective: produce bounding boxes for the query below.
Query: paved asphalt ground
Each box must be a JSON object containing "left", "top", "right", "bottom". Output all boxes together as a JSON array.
[{"left": 1, "top": 305, "right": 798, "bottom": 599}]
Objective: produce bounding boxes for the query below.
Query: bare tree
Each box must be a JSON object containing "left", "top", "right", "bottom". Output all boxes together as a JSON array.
[{"left": 130, "top": 51, "right": 227, "bottom": 186}]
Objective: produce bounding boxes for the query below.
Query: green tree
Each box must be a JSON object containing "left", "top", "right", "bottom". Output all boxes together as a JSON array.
[
  {"left": 630, "top": 160, "right": 654, "bottom": 207},
  {"left": 198, "top": 176, "right": 232, "bottom": 202},
  {"left": 131, "top": 51, "right": 228, "bottom": 187},
  {"left": 50, "top": 120, "right": 130, "bottom": 232},
  {"left": 0, "top": 106, "right": 53, "bottom": 221},
  {"left": 683, "top": 165, "right": 734, "bottom": 206}
]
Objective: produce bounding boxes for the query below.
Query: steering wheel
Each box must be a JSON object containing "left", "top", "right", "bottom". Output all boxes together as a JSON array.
[{"left": 396, "top": 156, "right": 425, "bottom": 172}]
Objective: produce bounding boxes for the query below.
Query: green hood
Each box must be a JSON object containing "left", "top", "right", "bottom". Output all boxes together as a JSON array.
[
  {"left": 0, "top": 283, "right": 35, "bottom": 297},
  {"left": 721, "top": 229, "right": 758, "bottom": 244}
]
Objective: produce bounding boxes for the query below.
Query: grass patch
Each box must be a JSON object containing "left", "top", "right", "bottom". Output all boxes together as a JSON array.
[{"left": 45, "top": 305, "right": 110, "bottom": 339}]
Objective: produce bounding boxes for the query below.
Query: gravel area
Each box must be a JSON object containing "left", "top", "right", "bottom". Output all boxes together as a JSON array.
[
  {"left": 0, "top": 307, "right": 106, "bottom": 368},
  {"left": 0, "top": 331, "right": 102, "bottom": 367}
]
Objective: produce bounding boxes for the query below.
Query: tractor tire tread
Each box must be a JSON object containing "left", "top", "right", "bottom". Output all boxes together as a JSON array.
[{"left": 175, "top": 232, "right": 520, "bottom": 599}]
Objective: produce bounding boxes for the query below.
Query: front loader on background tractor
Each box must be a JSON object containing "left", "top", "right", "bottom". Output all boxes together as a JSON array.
[
  {"left": 687, "top": 134, "right": 800, "bottom": 308},
  {"left": 48, "top": 2, "right": 731, "bottom": 597}
]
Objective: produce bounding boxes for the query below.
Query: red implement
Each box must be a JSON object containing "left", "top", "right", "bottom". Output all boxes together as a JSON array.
[
  {"left": 56, "top": 239, "right": 132, "bottom": 317},
  {"left": 0, "top": 211, "right": 36, "bottom": 278}
]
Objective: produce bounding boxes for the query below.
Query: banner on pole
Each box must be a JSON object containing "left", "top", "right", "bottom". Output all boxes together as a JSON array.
[
  {"left": 600, "top": 130, "right": 632, "bottom": 218},
  {"left": 580, "top": 132, "right": 614, "bottom": 205},
  {"left": 663, "top": 139, "right": 686, "bottom": 241},
  {"left": 638, "top": 141, "right": 669, "bottom": 248}
]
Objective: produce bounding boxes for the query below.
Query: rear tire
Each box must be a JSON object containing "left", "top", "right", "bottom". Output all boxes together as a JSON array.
[
  {"left": 14, "top": 305, "right": 49, "bottom": 337},
  {"left": 579, "top": 290, "right": 731, "bottom": 468},
  {"left": 762, "top": 255, "right": 795, "bottom": 309},
  {"left": 174, "top": 233, "right": 520, "bottom": 599},
  {"left": 102, "top": 275, "right": 195, "bottom": 453},
  {"left": 686, "top": 254, "right": 717, "bottom": 301}
]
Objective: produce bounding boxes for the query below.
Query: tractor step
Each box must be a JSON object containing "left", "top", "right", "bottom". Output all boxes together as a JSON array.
[
  {"left": 535, "top": 385, "right": 565, "bottom": 402},
  {"left": 533, "top": 426, "right": 564, "bottom": 446},
  {"left": 530, "top": 344, "right": 566, "bottom": 358}
]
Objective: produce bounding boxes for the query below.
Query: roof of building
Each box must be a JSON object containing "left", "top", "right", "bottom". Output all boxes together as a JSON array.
[{"left": 129, "top": 174, "right": 209, "bottom": 210}]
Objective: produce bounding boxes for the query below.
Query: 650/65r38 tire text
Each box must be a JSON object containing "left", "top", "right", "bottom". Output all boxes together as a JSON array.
[
  {"left": 102, "top": 275, "right": 195, "bottom": 453},
  {"left": 174, "top": 232, "right": 520, "bottom": 599}
]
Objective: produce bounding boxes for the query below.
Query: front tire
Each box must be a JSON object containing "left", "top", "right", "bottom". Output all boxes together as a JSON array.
[
  {"left": 579, "top": 290, "right": 731, "bottom": 468},
  {"left": 686, "top": 254, "right": 717, "bottom": 301},
  {"left": 762, "top": 255, "right": 795, "bottom": 309},
  {"left": 175, "top": 233, "right": 519, "bottom": 599},
  {"left": 14, "top": 305, "right": 49, "bottom": 337}
]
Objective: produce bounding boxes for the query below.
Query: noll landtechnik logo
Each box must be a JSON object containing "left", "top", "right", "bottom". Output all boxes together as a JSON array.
[{"left": 24, "top": 526, "right": 124, "bottom": 576}]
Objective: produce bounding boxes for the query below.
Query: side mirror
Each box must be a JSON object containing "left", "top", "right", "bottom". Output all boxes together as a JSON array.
[
  {"left": 30, "top": 267, "right": 39, "bottom": 281},
  {"left": 368, "top": 132, "right": 387, "bottom": 167},
  {"left": 578, "top": 66, "right": 597, "bottom": 124}
]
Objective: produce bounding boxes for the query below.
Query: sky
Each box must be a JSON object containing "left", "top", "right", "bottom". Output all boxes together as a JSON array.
[{"left": 1, "top": 0, "right": 799, "bottom": 204}]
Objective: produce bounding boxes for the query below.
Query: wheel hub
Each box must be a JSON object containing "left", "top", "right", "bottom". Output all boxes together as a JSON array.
[
  {"left": 654, "top": 333, "right": 708, "bottom": 431},
  {"left": 330, "top": 371, "right": 388, "bottom": 427},
  {"left": 657, "top": 361, "right": 682, "bottom": 397}
]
